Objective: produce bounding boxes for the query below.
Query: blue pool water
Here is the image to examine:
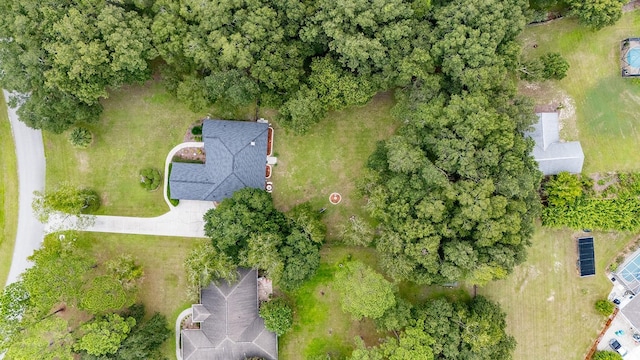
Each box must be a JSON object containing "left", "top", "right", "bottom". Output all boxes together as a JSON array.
[{"left": 628, "top": 47, "right": 640, "bottom": 68}]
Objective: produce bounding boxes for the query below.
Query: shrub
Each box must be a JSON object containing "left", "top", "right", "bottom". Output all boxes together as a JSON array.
[
  {"left": 541, "top": 53, "right": 570, "bottom": 80},
  {"left": 68, "top": 127, "right": 93, "bottom": 148},
  {"left": 595, "top": 299, "right": 615, "bottom": 316},
  {"left": 80, "top": 276, "right": 131, "bottom": 314},
  {"left": 139, "top": 168, "right": 161, "bottom": 191},
  {"left": 191, "top": 125, "right": 202, "bottom": 135},
  {"left": 80, "top": 188, "right": 101, "bottom": 213},
  {"left": 167, "top": 164, "right": 179, "bottom": 206},
  {"left": 259, "top": 298, "right": 293, "bottom": 336},
  {"left": 544, "top": 172, "right": 583, "bottom": 207},
  {"left": 592, "top": 350, "right": 623, "bottom": 360}
]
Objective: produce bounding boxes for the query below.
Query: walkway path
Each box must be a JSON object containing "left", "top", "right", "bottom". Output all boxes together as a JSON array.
[{"left": 4, "top": 90, "right": 46, "bottom": 286}]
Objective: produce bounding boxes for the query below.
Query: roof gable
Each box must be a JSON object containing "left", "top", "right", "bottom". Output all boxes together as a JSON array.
[
  {"left": 181, "top": 268, "right": 278, "bottom": 360},
  {"left": 526, "top": 112, "right": 584, "bottom": 175},
  {"left": 170, "top": 120, "right": 268, "bottom": 201}
]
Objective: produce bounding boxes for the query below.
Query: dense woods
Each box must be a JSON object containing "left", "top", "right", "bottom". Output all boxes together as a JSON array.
[
  {"left": 0, "top": 0, "right": 627, "bottom": 358},
  {"left": 0, "top": 0, "right": 619, "bottom": 132}
]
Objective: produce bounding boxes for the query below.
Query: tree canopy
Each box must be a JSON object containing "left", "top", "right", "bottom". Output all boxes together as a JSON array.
[
  {"left": 334, "top": 261, "right": 396, "bottom": 320},
  {"left": 202, "top": 188, "right": 324, "bottom": 290},
  {"left": 350, "top": 295, "right": 514, "bottom": 360},
  {"left": 567, "top": 0, "right": 626, "bottom": 30},
  {"left": 362, "top": 91, "right": 541, "bottom": 285},
  {"left": 74, "top": 314, "right": 136, "bottom": 356},
  {"left": 0, "top": 0, "right": 155, "bottom": 132}
]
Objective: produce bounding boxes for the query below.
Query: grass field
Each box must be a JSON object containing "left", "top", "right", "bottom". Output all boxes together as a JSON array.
[
  {"left": 480, "top": 226, "right": 635, "bottom": 360},
  {"left": 279, "top": 245, "right": 382, "bottom": 359},
  {"left": 81, "top": 232, "right": 197, "bottom": 358},
  {"left": 45, "top": 81, "right": 226, "bottom": 217},
  {"left": 270, "top": 92, "right": 399, "bottom": 239},
  {"left": 0, "top": 94, "right": 18, "bottom": 286},
  {"left": 520, "top": 11, "right": 640, "bottom": 173}
]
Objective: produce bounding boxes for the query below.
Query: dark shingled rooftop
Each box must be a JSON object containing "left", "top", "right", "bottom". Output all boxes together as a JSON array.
[
  {"left": 181, "top": 268, "right": 278, "bottom": 360},
  {"left": 170, "top": 120, "right": 268, "bottom": 201}
]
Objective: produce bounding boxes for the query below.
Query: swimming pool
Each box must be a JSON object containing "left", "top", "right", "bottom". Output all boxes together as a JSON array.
[{"left": 627, "top": 47, "right": 640, "bottom": 68}]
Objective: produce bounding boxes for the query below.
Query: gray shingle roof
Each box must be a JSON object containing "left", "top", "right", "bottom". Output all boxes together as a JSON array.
[
  {"left": 170, "top": 120, "right": 268, "bottom": 201},
  {"left": 526, "top": 112, "right": 584, "bottom": 175},
  {"left": 181, "top": 268, "right": 278, "bottom": 360}
]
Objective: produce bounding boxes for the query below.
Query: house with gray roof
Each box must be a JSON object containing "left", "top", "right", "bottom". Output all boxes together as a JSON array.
[
  {"left": 170, "top": 119, "right": 268, "bottom": 201},
  {"left": 526, "top": 112, "right": 584, "bottom": 175},
  {"left": 181, "top": 268, "right": 277, "bottom": 360}
]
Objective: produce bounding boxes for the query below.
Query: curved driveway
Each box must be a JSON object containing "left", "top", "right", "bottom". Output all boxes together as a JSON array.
[
  {"left": 4, "top": 90, "right": 46, "bottom": 286},
  {"left": 4, "top": 91, "right": 211, "bottom": 288}
]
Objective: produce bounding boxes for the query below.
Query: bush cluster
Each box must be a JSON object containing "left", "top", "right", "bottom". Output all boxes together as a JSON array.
[
  {"left": 166, "top": 164, "right": 179, "bottom": 206},
  {"left": 68, "top": 127, "right": 93, "bottom": 149},
  {"left": 595, "top": 299, "right": 615, "bottom": 317},
  {"left": 259, "top": 298, "right": 293, "bottom": 336},
  {"left": 542, "top": 172, "right": 640, "bottom": 231},
  {"left": 191, "top": 125, "right": 202, "bottom": 135},
  {"left": 139, "top": 168, "right": 161, "bottom": 191}
]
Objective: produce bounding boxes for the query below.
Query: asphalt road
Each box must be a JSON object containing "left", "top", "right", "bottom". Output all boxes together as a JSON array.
[{"left": 4, "top": 90, "right": 46, "bottom": 286}]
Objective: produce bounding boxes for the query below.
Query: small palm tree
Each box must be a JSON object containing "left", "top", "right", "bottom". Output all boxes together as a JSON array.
[{"left": 69, "top": 127, "right": 93, "bottom": 149}]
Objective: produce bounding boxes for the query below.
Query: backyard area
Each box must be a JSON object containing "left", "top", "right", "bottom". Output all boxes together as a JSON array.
[
  {"left": 520, "top": 11, "right": 640, "bottom": 173},
  {"left": 44, "top": 80, "right": 254, "bottom": 217},
  {"left": 270, "top": 92, "right": 399, "bottom": 239},
  {"left": 79, "top": 232, "right": 196, "bottom": 358},
  {"left": 480, "top": 226, "right": 635, "bottom": 360},
  {"left": 0, "top": 95, "right": 18, "bottom": 286}
]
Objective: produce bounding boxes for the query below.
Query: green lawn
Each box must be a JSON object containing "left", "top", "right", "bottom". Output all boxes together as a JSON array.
[
  {"left": 0, "top": 94, "right": 18, "bottom": 286},
  {"left": 279, "top": 246, "right": 381, "bottom": 359},
  {"left": 81, "top": 232, "right": 197, "bottom": 358},
  {"left": 45, "top": 80, "right": 223, "bottom": 217},
  {"left": 520, "top": 11, "right": 640, "bottom": 173},
  {"left": 479, "top": 226, "right": 634, "bottom": 360},
  {"left": 270, "top": 92, "right": 399, "bottom": 239}
]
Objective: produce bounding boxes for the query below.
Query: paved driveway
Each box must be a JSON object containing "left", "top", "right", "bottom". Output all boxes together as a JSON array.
[
  {"left": 45, "top": 200, "right": 212, "bottom": 238},
  {"left": 4, "top": 90, "right": 45, "bottom": 286},
  {"left": 597, "top": 314, "right": 640, "bottom": 359}
]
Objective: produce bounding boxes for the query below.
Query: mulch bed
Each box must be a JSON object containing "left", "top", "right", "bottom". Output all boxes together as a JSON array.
[{"left": 174, "top": 147, "right": 206, "bottom": 163}]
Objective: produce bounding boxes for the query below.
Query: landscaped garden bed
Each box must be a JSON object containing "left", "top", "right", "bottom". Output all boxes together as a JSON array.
[
  {"left": 172, "top": 148, "right": 205, "bottom": 163},
  {"left": 267, "top": 126, "right": 274, "bottom": 156}
]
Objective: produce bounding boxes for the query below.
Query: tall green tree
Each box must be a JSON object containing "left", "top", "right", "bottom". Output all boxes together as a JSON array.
[
  {"left": 21, "top": 235, "right": 94, "bottom": 314},
  {"left": 430, "top": 0, "right": 527, "bottom": 92},
  {"left": 115, "top": 312, "right": 171, "bottom": 360},
  {"left": 74, "top": 314, "right": 136, "bottom": 356},
  {"left": 4, "top": 317, "right": 74, "bottom": 360},
  {"left": 567, "top": 0, "right": 625, "bottom": 30},
  {"left": 203, "top": 189, "right": 323, "bottom": 290},
  {"left": 334, "top": 261, "right": 396, "bottom": 320},
  {"left": 415, "top": 296, "right": 515, "bottom": 359},
  {"left": 32, "top": 183, "right": 100, "bottom": 222},
  {"left": 0, "top": 0, "right": 153, "bottom": 132},
  {"left": 362, "top": 91, "right": 541, "bottom": 285}
]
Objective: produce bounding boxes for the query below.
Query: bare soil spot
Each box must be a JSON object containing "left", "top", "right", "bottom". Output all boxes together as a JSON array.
[{"left": 76, "top": 152, "right": 90, "bottom": 174}]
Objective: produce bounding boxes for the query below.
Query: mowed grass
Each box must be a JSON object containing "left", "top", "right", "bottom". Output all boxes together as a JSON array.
[
  {"left": 0, "top": 94, "right": 18, "bottom": 286},
  {"left": 479, "top": 226, "right": 635, "bottom": 360},
  {"left": 81, "top": 232, "right": 197, "bottom": 358},
  {"left": 279, "top": 246, "right": 381, "bottom": 360},
  {"left": 270, "top": 92, "right": 399, "bottom": 239},
  {"left": 521, "top": 12, "right": 640, "bottom": 173},
  {"left": 44, "top": 81, "right": 209, "bottom": 216}
]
